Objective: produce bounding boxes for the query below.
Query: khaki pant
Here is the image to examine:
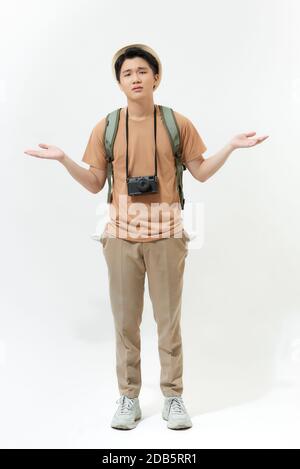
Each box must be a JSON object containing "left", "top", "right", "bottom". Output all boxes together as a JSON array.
[{"left": 100, "top": 231, "right": 190, "bottom": 399}]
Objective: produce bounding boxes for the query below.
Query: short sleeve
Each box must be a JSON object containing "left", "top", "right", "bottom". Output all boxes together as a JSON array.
[
  {"left": 81, "top": 117, "right": 108, "bottom": 170},
  {"left": 176, "top": 113, "right": 207, "bottom": 165}
]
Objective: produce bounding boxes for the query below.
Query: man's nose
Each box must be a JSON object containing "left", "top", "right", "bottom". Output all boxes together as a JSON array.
[{"left": 132, "top": 74, "right": 141, "bottom": 83}]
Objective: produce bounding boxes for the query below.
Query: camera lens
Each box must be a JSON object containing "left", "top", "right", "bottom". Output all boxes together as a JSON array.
[{"left": 137, "top": 178, "right": 151, "bottom": 192}]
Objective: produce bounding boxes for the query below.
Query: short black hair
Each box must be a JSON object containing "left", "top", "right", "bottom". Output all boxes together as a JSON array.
[{"left": 114, "top": 46, "right": 159, "bottom": 83}]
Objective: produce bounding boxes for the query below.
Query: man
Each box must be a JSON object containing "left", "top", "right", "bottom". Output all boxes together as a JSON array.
[{"left": 24, "top": 43, "right": 268, "bottom": 431}]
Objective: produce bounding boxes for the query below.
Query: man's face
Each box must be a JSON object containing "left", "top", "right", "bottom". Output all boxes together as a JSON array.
[{"left": 118, "top": 57, "right": 159, "bottom": 98}]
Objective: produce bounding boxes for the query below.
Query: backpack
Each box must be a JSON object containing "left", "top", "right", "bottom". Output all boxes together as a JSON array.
[{"left": 103, "top": 104, "right": 186, "bottom": 209}]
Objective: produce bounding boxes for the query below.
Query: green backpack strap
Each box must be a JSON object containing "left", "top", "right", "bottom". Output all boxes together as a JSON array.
[
  {"left": 158, "top": 105, "right": 186, "bottom": 210},
  {"left": 104, "top": 108, "right": 121, "bottom": 203}
]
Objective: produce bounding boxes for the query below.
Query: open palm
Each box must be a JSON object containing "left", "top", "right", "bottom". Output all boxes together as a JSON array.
[
  {"left": 230, "top": 132, "right": 269, "bottom": 150},
  {"left": 24, "top": 143, "right": 65, "bottom": 161}
]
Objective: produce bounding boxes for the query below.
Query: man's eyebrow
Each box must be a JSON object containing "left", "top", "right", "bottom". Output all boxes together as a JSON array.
[{"left": 122, "top": 66, "right": 148, "bottom": 74}]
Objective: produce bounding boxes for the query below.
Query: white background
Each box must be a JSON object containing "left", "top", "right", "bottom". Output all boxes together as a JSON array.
[{"left": 0, "top": 0, "right": 299, "bottom": 449}]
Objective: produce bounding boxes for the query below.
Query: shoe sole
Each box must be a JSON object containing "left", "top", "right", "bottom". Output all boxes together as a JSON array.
[
  {"left": 162, "top": 414, "right": 192, "bottom": 430},
  {"left": 111, "top": 415, "right": 142, "bottom": 430}
]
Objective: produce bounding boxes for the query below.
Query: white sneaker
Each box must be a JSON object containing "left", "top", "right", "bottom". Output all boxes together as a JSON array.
[
  {"left": 111, "top": 395, "right": 142, "bottom": 430},
  {"left": 162, "top": 396, "right": 193, "bottom": 429}
]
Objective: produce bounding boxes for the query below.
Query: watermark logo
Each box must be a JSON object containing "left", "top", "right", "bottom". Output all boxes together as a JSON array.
[{"left": 92, "top": 195, "right": 205, "bottom": 250}]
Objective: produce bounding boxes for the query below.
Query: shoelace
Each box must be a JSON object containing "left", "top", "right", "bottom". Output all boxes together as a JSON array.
[
  {"left": 168, "top": 396, "right": 186, "bottom": 415},
  {"left": 116, "top": 395, "right": 136, "bottom": 415}
]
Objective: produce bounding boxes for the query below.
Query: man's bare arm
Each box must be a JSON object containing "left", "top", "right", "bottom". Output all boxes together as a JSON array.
[
  {"left": 185, "top": 131, "right": 269, "bottom": 182},
  {"left": 61, "top": 155, "right": 107, "bottom": 193},
  {"left": 186, "top": 144, "right": 234, "bottom": 182}
]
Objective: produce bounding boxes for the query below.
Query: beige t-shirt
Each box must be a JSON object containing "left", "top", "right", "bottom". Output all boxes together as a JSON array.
[{"left": 82, "top": 103, "right": 207, "bottom": 242}]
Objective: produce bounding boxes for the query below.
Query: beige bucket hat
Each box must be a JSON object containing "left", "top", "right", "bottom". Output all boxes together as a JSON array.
[{"left": 111, "top": 43, "right": 162, "bottom": 91}]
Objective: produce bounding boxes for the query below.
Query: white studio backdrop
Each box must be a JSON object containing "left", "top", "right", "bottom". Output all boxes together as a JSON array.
[{"left": 0, "top": 0, "right": 299, "bottom": 449}]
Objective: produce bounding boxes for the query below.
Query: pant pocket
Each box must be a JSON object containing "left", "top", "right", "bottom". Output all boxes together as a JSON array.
[
  {"left": 182, "top": 229, "right": 191, "bottom": 243},
  {"left": 100, "top": 232, "right": 108, "bottom": 248}
]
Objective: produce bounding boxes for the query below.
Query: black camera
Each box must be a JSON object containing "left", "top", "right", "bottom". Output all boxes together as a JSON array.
[{"left": 127, "top": 175, "right": 158, "bottom": 196}]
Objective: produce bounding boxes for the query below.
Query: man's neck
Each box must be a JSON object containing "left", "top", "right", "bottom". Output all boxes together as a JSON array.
[{"left": 126, "top": 98, "right": 156, "bottom": 121}]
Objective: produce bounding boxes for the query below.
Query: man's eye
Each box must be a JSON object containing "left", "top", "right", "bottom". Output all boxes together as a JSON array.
[{"left": 124, "top": 71, "right": 146, "bottom": 77}]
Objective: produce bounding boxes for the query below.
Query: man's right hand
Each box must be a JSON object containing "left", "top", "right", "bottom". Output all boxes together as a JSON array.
[
  {"left": 24, "top": 143, "right": 105, "bottom": 193},
  {"left": 24, "top": 143, "right": 65, "bottom": 161}
]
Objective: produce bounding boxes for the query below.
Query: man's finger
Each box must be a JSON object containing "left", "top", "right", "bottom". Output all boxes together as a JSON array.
[{"left": 24, "top": 150, "right": 46, "bottom": 157}]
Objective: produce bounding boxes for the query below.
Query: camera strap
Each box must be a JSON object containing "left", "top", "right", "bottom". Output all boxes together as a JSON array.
[{"left": 125, "top": 105, "right": 157, "bottom": 181}]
